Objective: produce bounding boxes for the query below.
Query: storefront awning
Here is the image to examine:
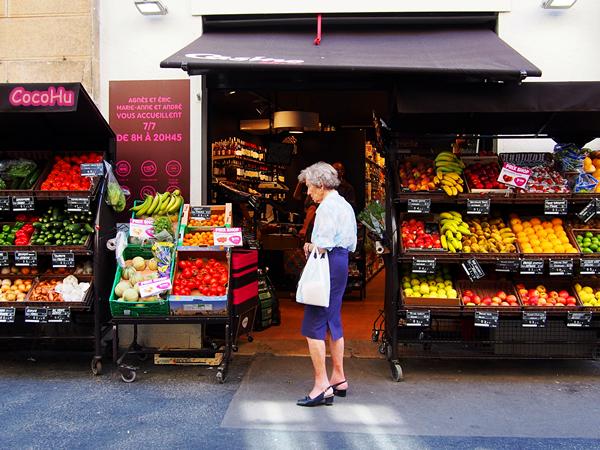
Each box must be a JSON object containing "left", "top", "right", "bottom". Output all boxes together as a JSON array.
[{"left": 161, "top": 28, "right": 541, "bottom": 82}]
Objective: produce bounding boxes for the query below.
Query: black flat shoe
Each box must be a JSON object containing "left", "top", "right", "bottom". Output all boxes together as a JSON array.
[
  {"left": 331, "top": 380, "right": 348, "bottom": 398},
  {"left": 297, "top": 389, "right": 334, "bottom": 407}
]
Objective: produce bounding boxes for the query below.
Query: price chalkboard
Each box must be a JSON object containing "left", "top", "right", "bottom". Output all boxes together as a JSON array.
[
  {"left": 80, "top": 163, "right": 104, "bottom": 177},
  {"left": 0, "top": 307, "right": 15, "bottom": 323},
  {"left": 406, "top": 310, "right": 431, "bottom": 327},
  {"left": 567, "top": 311, "right": 592, "bottom": 328},
  {"left": 412, "top": 258, "right": 436, "bottom": 274},
  {"left": 0, "top": 251, "right": 8, "bottom": 267},
  {"left": 462, "top": 258, "right": 485, "bottom": 281},
  {"left": 47, "top": 307, "right": 71, "bottom": 323},
  {"left": 544, "top": 199, "right": 568, "bottom": 216},
  {"left": 25, "top": 307, "right": 48, "bottom": 323},
  {"left": 67, "top": 197, "right": 90, "bottom": 212},
  {"left": 519, "top": 259, "right": 544, "bottom": 275},
  {"left": 0, "top": 196, "right": 10, "bottom": 212},
  {"left": 15, "top": 251, "right": 37, "bottom": 267},
  {"left": 522, "top": 311, "right": 546, "bottom": 328},
  {"left": 407, "top": 198, "right": 431, "bottom": 214},
  {"left": 577, "top": 200, "right": 596, "bottom": 223},
  {"left": 52, "top": 252, "right": 75, "bottom": 268},
  {"left": 11, "top": 196, "right": 34, "bottom": 212},
  {"left": 191, "top": 206, "right": 211, "bottom": 220},
  {"left": 495, "top": 259, "right": 520, "bottom": 273},
  {"left": 466, "top": 198, "right": 491, "bottom": 215},
  {"left": 549, "top": 259, "right": 573, "bottom": 276},
  {"left": 474, "top": 310, "right": 499, "bottom": 328},
  {"left": 580, "top": 258, "right": 600, "bottom": 275}
]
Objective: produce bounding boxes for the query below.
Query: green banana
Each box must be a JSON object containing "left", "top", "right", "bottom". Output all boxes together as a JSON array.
[
  {"left": 132, "top": 195, "right": 151, "bottom": 213},
  {"left": 158, "top": 193, "right": 172, "bottom": 214},
  {"left": 135, "top": 195, "right": 153, "bottom": 217},
  {"left": 146, "top": 194, "right": 160, "bottom": 216},
  {"left": 168, "top": 195, "right": 182, "bottom": 214}
]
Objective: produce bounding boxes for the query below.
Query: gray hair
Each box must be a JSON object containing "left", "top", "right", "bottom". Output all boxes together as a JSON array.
[{"left": 298, "top": 162, "right": 340, "bottom": 189}]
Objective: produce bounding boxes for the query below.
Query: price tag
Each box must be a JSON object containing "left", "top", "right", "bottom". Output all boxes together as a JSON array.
[
  {"left": 522, "top": 311, "right": 546, "bottom": 328},
  {"left": 67, "top": 197, "right": 90, "bottom": 212},
  {"left": 47, "top": 307, "right": 71, "bottom": 323},
  {"left": 462, "top": 258, "right": 485, "bottom": 281},
  {"left": 580, "top": 258, "right": 600, "bottom": 275},
  {"left": 567, "top": 311, "right": 592, "bottom": 328},
  {"left": 495, "top": 259, "right": 519, "bottom": 273},
  {"left": 577, "top": 200, "right": 596, "bottom": 223},
  {"left": 25, "top": 307, "right": 48, "bottom": 323},
  {"left": 412, "top": 258, "right": 436, "bottom": 274},
  {"left": 519, "top": 259, "right": 544, "bottom": 275},
  {"left": 0, "top": 252, "right": 8, "bottom": 267},
  {"left": 474, "top": 310, "right": 499, "bottom": 328},
  {"left": 191, "top": 206, "right": 212, "bottom": 220},
  {"left": 544, "top": 199, "right": 568, "bottom": 216},
  {"left": 548, "top": 259, "right": 573, "bottom": 276},
  {"left": 80, "top": 163, "right": 104, "bottom": 177},
  {"left": 407, "top": 198, "right": 431, "bottom": 214},
  {"left": 0, "top": 307, "right": 16, "bottom": 323},
  {"left": 52, "top": 252, "right": 75, "bottom": 268},
  {"left": 406, "top": 310, "right": 431, "bottom": 327},
  {"left": 11, "top": 196, "right": 34, "bottom": 212},
  {"left": 0, "top": 196, "right": 10, "bottom": 212},
  {"left": 15, "top": 251, "right": 37, "bottom": 267},
  {"left": 466, "top": 198, "right": 491, "bottom": 215}
]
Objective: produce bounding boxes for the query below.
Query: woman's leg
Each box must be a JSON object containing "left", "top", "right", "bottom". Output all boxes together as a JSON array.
[
  {"left": 329, "top": 336, "right": 348, "bottom": 389},
  {"left": 306, "top": 337, "right": 332, "bottom": 398}
]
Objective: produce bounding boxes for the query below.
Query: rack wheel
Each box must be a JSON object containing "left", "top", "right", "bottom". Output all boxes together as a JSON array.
[
  {"left": 247, "top": 335, "right": 254, "bottom": 343},
  {"left": 91, "top": 358, "right": 102, "bottom": 376},
  {"left": 391, "top": 363, "right": 404, "bottom": 382},
  {"left": 216, "top": 370, "right": 225, "bottom": 384},
  {"left": 378, "top": 343, "right": 386, "bottom": 355},
  {"left": 136, "top": 353, "right": 149, "bottom": 362},
  {"left": 120, "top": 369, "right": 137, "bottom": 383}
]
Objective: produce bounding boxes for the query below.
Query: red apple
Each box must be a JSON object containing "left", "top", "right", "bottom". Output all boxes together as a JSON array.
[
  {"left": 558, "top": 290, "right": 570, "bottom": 299},
  {"left": 506, "top": 294, "right": 517, "bottom": 302}
]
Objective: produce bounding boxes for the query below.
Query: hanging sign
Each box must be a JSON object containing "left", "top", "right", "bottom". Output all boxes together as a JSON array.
[
  {"left": 548, "top": 259, "right": 573, "bottom": 276},
  {"left": 407, "top": 198, "right": 431, "bottom": 214},
  {"left": 11, "top": 196, "right": 34, "bottom": 212},
  {"left": 412, "top": 258, "right": 436, "bottom": 274},
  {"left": 495, "top": 258, "right": 519, "bottom": 273},
  {"left": 544, "top": 199, "right": 568, "bottom": 216},
  {"left": 462, "top": 258, "right": 485, "bottom": 281},
  {"left": 474, "top": 310, "right": 499, "bottom": 328},
  {"left": 577, "top": 200, "right": 596, "bottom": 223},
  {"left": 191, "top": 206, "right": 212, "bottom": 220},
  {"left": 67, "top": 197, "right": 90, "bottom": 212},
  {"left": 567, "top": 311, "right": 592, "bottom": 328},
  {"left": 466, "top": 199, "right": 491, "bottom": 215},
  {"left": 580, "top": 258, "right": 600, "bottom": 275},
  {"left": 0, "top": 197, "right": 10, "bottom": 212},
  {"left": 0, "top": 307, "right": 16, "bottom": 323},
  {"left": 25, "top": 307, "right": 48, "bottom": 323},
  {"left": 406, "top": 310, "right": 431, "bottom": 327},
  {"left": 522, "top": 311, "right": 546, "bottom": 328},
  {"left": 519, "top": 259, "right": 544, "bottom": 275}
]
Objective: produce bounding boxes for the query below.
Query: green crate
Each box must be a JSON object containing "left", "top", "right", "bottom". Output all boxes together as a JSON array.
[
  {"left": 128, "top": 198, "right": 183, "bottom": 250},
  {"left": 109, "top": 246, "right": 174, "bottom": 317}
]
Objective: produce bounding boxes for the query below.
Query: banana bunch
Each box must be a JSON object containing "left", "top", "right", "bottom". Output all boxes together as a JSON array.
[
  {"left": 462, "top": 217, "right": 517, "bottom": 254},
  {"left": 131, "top": 190, "right": 183, "bottom": 218},
  {"left": 439, "top": 211, "right": 470, "bottom": 253},
  {"left": 434, "top": 152, "right": 465, "bottom": 197}
]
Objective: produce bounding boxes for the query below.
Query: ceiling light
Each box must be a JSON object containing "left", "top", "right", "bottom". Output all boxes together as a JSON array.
[
  {"left": 135, "top": 0, "right": 168, "bottom": 15},
  {"left": 273, "top": 111, "right": 320, "bottom": 133},
  {"left": 542, "top": 0, "right": 577, "bottom": 9}
]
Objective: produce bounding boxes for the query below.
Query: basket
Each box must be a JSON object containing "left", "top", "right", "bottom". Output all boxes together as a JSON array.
[
  {"left": 513, "top": 217, "right": 579, "bottom": 257},
  {"left": 184, "top": 204, "right": 233, "bottom": 230},
  {"left": 456, "top": 280, "right": 521, "bottom": 310},
  {"left": 514, "top": 280, "right": 580, "bottom": 310},
  {"left": 573, "top": 282, "right": 600, "bottom": 311},
  {"left": 128, "top": 199, "right": 183, "bottom": 250},
  {"left": 571, "top": 229, "right": 600, "bottom": 255},
  {"left": 460, "top": 215, "right": 519, "bottom": 257},
  {"left": 0, "top": 153, "right": 47, "bottom": 196},
  {"left": 398, "top": 214, "right": 448, "bottom": 255},
  {"left": 462, "top": 156, "right": 512, "bottom": 195}
]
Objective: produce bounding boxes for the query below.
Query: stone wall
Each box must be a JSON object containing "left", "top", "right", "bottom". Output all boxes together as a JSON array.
[{"left": 0, "top": 0, "right": 98, "bottom": 99}]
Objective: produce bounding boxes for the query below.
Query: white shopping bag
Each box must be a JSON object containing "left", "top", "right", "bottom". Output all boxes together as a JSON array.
[{"left": 296, "top": 247, "right": 330, "bottom": 307}]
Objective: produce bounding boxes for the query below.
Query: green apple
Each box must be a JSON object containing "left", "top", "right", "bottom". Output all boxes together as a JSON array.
[
  {"left": 419, "top": 284, "right": 430, "bottom": 295},
  {"left": 403, "top": 282, "right": 411, "bottom": 290},
  {"left": 404, "top": 288, "right": 413, "bottom": 297}
]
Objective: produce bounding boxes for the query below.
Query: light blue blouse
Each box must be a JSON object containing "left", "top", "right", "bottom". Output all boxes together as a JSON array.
[{"left": 312, "top": 190, "right": 357, "bottom": 252}]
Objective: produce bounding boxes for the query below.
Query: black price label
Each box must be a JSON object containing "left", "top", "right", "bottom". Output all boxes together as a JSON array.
[
  {"left": 52, "top": 252, "right": 75, "bottom": 268},
  {"left": 47, "top": 307, "right": 71, "bottom": 323},
  {"left": 412, "top": 258, "right": 436, "bottom": 274},
  {"left": 519, "top": 259, "right": 544, "bottom": 275},
  {"left": 549, "top": 259, "right": 573, "bottom": 276},
  {"left": 191, "top": 206, "right": 212, "bottom": 220},
  {"left": 466, "top": 199, "right": 491, "bottom": 215},
  {"left": 67, "top": 197, "right": 90, "bottom": 212},
  {"left": 495, "top": 259, "right": 520, "bottom": 273},
  {"left": 15, "top": 251, "right": 37, "bottom": 267},
  {"left": 462, "top": 258, "right": 485, "bottom": 281},
  {"left": 0, "top": 252, "right": 8, "bottom": 267},
  {"left": 0, "top": 197, "right": 10, "bottom": 212},
  {"left": 25, "top": 307, "right": 48, "bottom": 323},
  {"left": 544, "top": 199, "right": 568, "bottom": 216},
  {"left": 567, "top": 311, "right": 592, "bottom": 328},
  {"left": 407, "top": 198, "right": 431, "bottom": 214},
  {"left": 11, "top": 196, "right": 34, "bottom": 212},
  {"left": 0, "top": 307, "right": 15, "bottom": 323},
  {"left": 406, "top": 310, "right": 431, "bottom": 327},
  {"left": 522, "top": 311, "right": 546, "bottom": 328},
  {"left": 474, "top": 310, "right": 499, "bottom": 328},
  {"left": 80, "top": 163, "right": 104, "bottom": 177},
  {"left": 577, "top": 200, "right": 596, "bottom": 223},
  {"left": 580, "top": 259, "right": 600, "bottom": 275}
]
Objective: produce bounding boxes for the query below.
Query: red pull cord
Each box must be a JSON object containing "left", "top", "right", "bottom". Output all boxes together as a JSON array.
[{"left": 314, "top": 14, "right": 322, "bottom": 45}]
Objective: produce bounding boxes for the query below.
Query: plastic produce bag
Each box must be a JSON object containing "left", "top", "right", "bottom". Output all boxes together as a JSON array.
[
  {"left": 554, "top": 143, "right": 585, "bottom": 173},
  {"left": 296, "top": 247, "right": 330, "bottom": 307},
  {"left": 574, "top": 173, "right": 599, "bottom": 193},
  {"left": 104, "top": 161, "right": 129, "bottom": 212}
]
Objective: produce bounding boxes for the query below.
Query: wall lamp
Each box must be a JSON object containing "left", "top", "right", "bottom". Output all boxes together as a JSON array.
[
  {"left": 135, "top": 0, "right": 168, "bottom": 15},
  {"left": 542, "top": 0, "right": 577, "bottom": 9}
]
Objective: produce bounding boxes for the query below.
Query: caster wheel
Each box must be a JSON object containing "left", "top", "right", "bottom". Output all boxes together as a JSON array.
[
  {"left": 121, "top": 370, "right": 137, "bottom": 383},
  {"left": 247, "top": 335, "right": 254, "bottom": 343},
  {"left": 137, "top": 353, "right": 149, "bottom": 362},
  {"left": 378, "top": 343, "right": 386, "bottom": 355},
  {"left": 91, "top": 359, "right": 102, "bottom": 376},
  {"left": 391, "top": 363, "right": 404, "bottom": 382},
  {"left": 216, "top": 371, "right": 225, "bottom": 384},
  {"left": 232, "top": 345, "right": 239, "bottom": 353},
  {"left": 385, "top": 344, "right": 394, "bottom": 361}
]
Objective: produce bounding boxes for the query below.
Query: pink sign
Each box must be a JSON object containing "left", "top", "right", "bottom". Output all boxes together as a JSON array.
[
  {"left": 497, "top": 162, "right": 532, "bottom": 188},
  {"left": 9, "top": 86, "right": 75, "bottom": 107}
]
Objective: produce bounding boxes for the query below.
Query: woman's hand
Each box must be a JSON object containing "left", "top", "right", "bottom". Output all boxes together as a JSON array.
[{"left": 303, "top": 242, "right": 313, "bottom": 258}]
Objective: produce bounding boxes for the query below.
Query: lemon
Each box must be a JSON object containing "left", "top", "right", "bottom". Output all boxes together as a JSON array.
[
  {"left": 404, "top": 288, "right": 413, "bottom": 297},
  {"left": 419, "top": 284, "right": 430, "bottom": 295}
]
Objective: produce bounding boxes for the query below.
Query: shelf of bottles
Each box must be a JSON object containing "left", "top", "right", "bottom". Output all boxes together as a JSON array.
[{"left": 365, "top": 140, "right": 386, "bottom": 203}]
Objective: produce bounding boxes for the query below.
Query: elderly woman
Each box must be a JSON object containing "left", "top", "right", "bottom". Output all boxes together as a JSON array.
[{"left": 296, "top": 162, "right": 357, "bottom": 407}]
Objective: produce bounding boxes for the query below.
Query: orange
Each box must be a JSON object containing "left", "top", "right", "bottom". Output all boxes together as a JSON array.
[
  {"left": 542, "top": 222, "right": 553, "bottom": 229},
  {"left": 522, "top": 221, "right": 532, "bottom": 229},
  {"left": 559, "top": 235, "right": 570, "bottom": 244},
  {"left": 553, "top": 244, "right": 564, "bottom": 253},
  {"left": 551, "top": 218, "right": 563, "bottom": 226},
  {"left": 533, "top": 246, "right": 543, "bottom": 253},
  {"left": 533, "top": 224, "right": 543, "bottom": 232},
  {"left": 525, "top": 227, "right": 535, "bottom": 235},
  {"left": 512, "top": 224, "right": 523, "bottom": 233},
  {"left": 530, "top": 218, "right": 541, "bottom": 226},
  {"left": 529, "top": 238, "right": 540, "bottom": 247},
  {"left": 510, "top": 218, "right": 522, "bottom": 226}
]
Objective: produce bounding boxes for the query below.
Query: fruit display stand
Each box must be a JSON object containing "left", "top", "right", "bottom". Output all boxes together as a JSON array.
[
  {"left": 0, "top": 83, "right": 117, "bottom": 375},
  {"left": 379, "top": 82, "right": 600, "bottom": 382}
]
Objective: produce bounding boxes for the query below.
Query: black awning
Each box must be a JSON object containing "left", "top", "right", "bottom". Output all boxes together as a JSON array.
[{"left": 161, "top": 28, "right": 541, "bottom": 82}]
